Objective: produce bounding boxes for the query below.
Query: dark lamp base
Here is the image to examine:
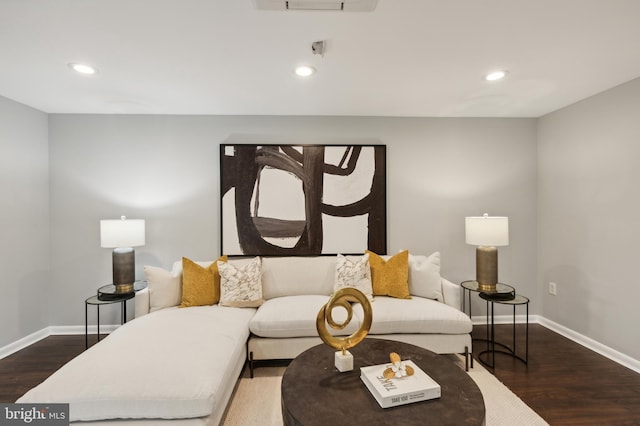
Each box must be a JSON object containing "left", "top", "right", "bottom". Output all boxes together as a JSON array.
[
  {"left": 476, "top": 246, "right": 498, "bottom": 287},
  {"left": 113, "top": 247, "right": 135, "bottom": 293}
]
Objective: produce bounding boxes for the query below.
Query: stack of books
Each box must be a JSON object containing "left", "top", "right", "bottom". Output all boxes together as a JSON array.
[{"left": 360, "top": 360, "right": 441, "bottom": 408}]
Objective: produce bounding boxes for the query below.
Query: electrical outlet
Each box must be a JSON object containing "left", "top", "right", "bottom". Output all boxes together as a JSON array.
[{"left": 549, "top": 282, "right": 557, "bottom": 295}]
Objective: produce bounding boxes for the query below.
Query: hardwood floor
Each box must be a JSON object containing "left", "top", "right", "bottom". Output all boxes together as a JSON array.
[
  {"left": 1, "top": 325, "right": 639, "bottom": 425},
  {"left": 472, "top": 324, "right": 640, "bottom": 425},
  {"left": 0, "top": 334, "right": 86, "bottom": 403}
]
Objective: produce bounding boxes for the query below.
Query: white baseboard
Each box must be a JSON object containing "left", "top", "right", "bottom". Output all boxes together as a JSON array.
[
  {"left": 49, "top": 325, "right": 119, "bottom": 335},
  {"left": 537, "top": 317, "right": 640, "bottom": 374},
  {"left": 0, "top": 328, "right": 50, "bottom": 360},
  {"left": 471, "top": 314, "right": 538, "bottom": 325},
  {"left": 2, "top": 318, "right": 638, "bottom": 375},
  {"left": 0, "top": 325, "right": 120, "bottom": 360},
  {"left": 471, "top": 314, "right": 640, "bottom": 374}
]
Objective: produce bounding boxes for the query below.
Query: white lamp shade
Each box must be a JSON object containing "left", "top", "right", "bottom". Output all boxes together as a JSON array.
[
  {"left": 465, "top": 215, "right": 509, "bottom": 246},
  {"left": 100, "top": 218, "right": 145, "bottom": 248}
]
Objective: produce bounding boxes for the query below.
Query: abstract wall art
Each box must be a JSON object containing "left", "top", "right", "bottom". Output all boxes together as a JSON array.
[{"left": 220, "top": 144, "right": 386, "bottom": 256}]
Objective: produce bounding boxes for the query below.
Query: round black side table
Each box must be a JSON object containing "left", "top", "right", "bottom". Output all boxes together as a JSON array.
[
  {"left": 97, "top": 280, "right": 148, "bottom": 300},
  {"left": 477, "top": 292, "right": 529, "bottom": 369},
  {"left": 461, "top": 280, "right": 515, "bottom": 316},
  {"left": 85, "top": 281, "right": 147, "bottom": 348}
]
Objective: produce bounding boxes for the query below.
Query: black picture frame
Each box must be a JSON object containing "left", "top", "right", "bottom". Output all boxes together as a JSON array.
[{"left": 220, "top": 144, "right": 387, "bottom": 256}]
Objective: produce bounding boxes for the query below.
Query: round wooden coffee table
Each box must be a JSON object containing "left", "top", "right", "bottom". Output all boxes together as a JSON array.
[{"left": 281, "top": 338, "right": 485, "bottom": 426}]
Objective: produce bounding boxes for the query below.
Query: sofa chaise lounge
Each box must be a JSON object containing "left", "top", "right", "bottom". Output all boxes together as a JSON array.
[{"left": 18, "top": 252, "right": 472, "bottom": 425}]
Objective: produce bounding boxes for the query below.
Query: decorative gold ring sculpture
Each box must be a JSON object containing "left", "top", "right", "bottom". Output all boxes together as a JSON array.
[{"left": 316, "top": 287, "right": 373, "bottom": 355}]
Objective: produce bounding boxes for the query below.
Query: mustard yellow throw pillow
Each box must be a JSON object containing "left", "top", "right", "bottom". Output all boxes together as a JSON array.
[
  {"left": 366, "top": 250, "right": 411, "bottom": 299},
  {"left": 179, "top": 256, "right": 227, "bottom": 307}
]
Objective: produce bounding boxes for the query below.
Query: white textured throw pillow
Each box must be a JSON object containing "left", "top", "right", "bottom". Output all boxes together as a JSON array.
[
  {"left": 143, "top": 265, "right": 181, "bottom": 312},
  {"left": 334, "top": 253, "right": 374, "bottom": 301},
  {"left": 218, "top": 257, "right": 264, "bottom": 307},
  {"left": 408, "top": 252, "right": 443, "bottom": 301}
]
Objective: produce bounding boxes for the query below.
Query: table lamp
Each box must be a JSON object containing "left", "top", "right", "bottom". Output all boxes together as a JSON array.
[
  {"left": 100, "top": 216, "right": 145, "bottom": 294},
  {"left": 465, "top": 214, "right": 509, "bottom": 292}
]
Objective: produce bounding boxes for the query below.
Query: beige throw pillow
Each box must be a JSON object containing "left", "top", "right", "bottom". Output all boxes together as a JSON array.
[
  {"left": 143, "top": 265, "right": 181, "bottom": 312},
  {"left": 408, "top": 252, "right": 443, "bottom": 301}
]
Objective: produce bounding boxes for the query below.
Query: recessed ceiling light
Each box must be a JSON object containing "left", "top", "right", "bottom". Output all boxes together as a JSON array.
[
  {"left": 485, "top": 70, "right": 507, "bottom": 81},
  {"left": 68, "top": 62, "right": 98, "bottom": 75},
  {"left": 294, "top": 65, "right": 316, "bottom": 77}
]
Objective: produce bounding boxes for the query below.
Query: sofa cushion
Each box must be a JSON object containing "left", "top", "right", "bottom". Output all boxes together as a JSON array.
[
  {"left": 218, "top": 257, "right": 263, "bottom": 308},
  {"left": 18, "top": 306, "right": 256, "bottom": 421},
  {"left": 367, "top": 250, "right": 411, "bottom": 299},
  {"left": 250, "top": 295, "right": 361, "bottom": 338},
  {"left": 334, "top": 254, "right": 373, "bottom": 301},
  {"left": 408, "top": 252, "right": 443, "bottom": 302},
  {"left": 180, "top": 256, "right": 227, "bottom": 307},
  {"left": 352, "top": 296, "right": 472, "bottom": 335},
  {"left": 144, "top": 265, "right": 181, "bottom": 312},
  {"left": 261, "top": 256, "right": 335, "bottom": 299}
]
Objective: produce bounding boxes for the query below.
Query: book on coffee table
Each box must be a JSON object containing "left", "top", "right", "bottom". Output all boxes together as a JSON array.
[{"left": 360, "top": 360, "right": 441, "bottom": 408}]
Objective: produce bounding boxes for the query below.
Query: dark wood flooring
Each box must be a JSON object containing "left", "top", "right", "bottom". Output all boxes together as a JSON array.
[
  {"left": 472, "top": 324, "right": 640, "bottom": 425},
  {"left": 1, "top": 325, "right": 639, "bottom": 425}
]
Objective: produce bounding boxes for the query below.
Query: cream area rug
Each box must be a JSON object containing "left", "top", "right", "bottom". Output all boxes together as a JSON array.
[{"left": 221, "top": 357, "right": 549, "bottom": 426}]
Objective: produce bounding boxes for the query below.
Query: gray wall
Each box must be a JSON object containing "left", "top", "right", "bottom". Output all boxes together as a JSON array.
[
  {"left": 48, "top": 115, "right": 538, "bottom": 325},
  {"left": 538, "top": 77, "right": 640, "bottom": 360},
  {"left": 7, "top": 85, "right": 639, "bottom": 364},
  {"left": 0, "top": 96, "right": 49, "bottom": 348}
]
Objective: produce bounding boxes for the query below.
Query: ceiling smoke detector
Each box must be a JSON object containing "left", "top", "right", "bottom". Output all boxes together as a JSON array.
[
  {"left": 312, "top": 40, "right": 326, "bottom": 56},
  {"left": 253, "top": 0, "right": 378, "bottom": 11}
]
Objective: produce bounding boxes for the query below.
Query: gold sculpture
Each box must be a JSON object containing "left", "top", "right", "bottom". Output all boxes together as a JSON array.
[
  {"left": 383, "top": 352, "right": 415, "bottom": 379},
  {"left": 316, "top": 287, "right": 373, "bottom": 355}
]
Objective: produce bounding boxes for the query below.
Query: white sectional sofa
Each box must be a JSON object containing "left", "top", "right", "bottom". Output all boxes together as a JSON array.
[
  {"left": 19, "top": 252, "right": 472, "bottom": 425},
  {"left": 239, "top": 255, "right": 472, "bottom": 376}
]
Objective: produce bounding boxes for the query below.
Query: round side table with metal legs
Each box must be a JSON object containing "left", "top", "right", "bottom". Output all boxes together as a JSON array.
[
  {"left": 84, "top": 294, "right": 134, "bottom": 349},
  {"left": 477, "top": 292, "right": 529, "bottom": 369}
]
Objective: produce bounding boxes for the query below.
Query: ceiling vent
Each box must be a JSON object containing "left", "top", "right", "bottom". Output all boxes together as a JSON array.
[{"left": 253, "top": 0, "right": 378, "bottom": 11}]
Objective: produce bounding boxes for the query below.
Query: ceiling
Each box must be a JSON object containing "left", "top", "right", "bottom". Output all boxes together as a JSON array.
[{"left": 1, "top": 0, "right": 640, "bottom": 117}]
